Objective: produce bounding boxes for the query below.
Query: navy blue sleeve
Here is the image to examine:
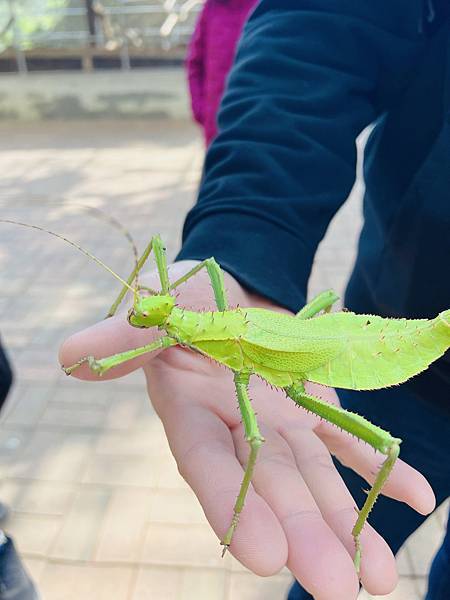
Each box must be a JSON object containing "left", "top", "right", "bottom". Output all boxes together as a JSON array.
[{"left": 176, "top": 0, "right": 425, "bottom": 312}]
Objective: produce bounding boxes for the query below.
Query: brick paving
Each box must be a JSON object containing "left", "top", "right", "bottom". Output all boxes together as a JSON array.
[{"left": 0, "top": 121, "right": 447, "bottom": 600}]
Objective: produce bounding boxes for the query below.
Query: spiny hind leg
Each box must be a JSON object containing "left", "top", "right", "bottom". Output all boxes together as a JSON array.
[
  {"left": 295, "top": 290, "right": 340, "bottom": 319},
  {"left": 285, "top": 381, "right": 401, "bottom": 573},
  {"left": 351, "top": 441, "right": 400, "bottom": 572},
  {"left": 169, "top": 257, "right": 229, "bottom": 311},
  {"left": 221, "top": 371, "right": 264, "bottom": 555},
  {"left": 63, "top": 336, "right": 176, "bottom": 376}
]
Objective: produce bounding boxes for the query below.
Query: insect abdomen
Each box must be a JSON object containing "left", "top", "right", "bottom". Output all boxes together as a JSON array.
[
  {"left": 305, "top": 311, "right": 450, "bottom": 390},
  {"left": 240, "top": 340, "right": 337, "bottom": 374},
  {"left": 193, "top": 339, "right": 245, "bottom": 370},
  {"left": 241, "top": 309, "right": 449, "bottom": 391}
]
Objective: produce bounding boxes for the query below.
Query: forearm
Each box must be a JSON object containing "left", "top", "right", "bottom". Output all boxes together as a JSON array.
[{"left": 177, "top": 0, "right": 425, "bottom": 312}]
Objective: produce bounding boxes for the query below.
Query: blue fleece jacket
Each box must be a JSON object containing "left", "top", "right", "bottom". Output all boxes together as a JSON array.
[{"left": 177, "top": 0, "right": 450, "bottom": 412}]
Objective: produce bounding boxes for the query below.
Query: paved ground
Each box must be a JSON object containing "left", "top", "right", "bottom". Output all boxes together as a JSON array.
[{"left": 0, "top": 120, "right": 447, "bottom": 600}]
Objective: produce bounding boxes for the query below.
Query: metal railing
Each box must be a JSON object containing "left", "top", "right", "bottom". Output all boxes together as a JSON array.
[{"left": 0, "top": 0, "right": 203, "bottom": 73}]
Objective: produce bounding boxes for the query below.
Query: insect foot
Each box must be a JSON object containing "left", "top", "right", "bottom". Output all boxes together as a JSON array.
[
  {"left": 62, "top": 356, "right": 102, "bottom": 376},
  {"left": 221, "top": 512, "right": 240, "bottom": 557}
]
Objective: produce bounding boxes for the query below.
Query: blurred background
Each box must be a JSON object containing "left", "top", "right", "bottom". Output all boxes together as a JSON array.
[
  {"left": 0, "top": 0, "right": 199, "bottom": 71},
  {"left": 0, "top": 2, "right": 447, "bottom": 599}
]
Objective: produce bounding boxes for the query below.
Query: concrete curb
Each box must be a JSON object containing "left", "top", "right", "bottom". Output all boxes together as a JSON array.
[{"left": 0, "top": 67, "right": 190, "bottom": 121}]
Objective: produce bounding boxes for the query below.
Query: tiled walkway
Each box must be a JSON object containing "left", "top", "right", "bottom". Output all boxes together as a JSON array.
[{"left": 0, "top": 121, "right": 447, "bottom": 600}]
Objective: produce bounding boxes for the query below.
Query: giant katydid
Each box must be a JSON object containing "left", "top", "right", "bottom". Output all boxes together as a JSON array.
[{"left": 2, "top": 221, "right": 449, "bottom": 572}]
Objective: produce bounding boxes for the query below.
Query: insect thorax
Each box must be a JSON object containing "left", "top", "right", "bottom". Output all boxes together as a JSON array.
[{"left": 164, "top": 307, "right": 248, "bottom": 345}]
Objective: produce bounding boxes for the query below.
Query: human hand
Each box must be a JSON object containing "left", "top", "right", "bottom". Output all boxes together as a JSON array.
[{"left": 59, "top": 261, "right": 435, "bottom": 600}]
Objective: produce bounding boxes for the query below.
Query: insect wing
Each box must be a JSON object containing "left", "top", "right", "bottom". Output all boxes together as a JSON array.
[
  {"left": 303, "top": 311, "right": 450, "bottom": 390},
  {"left": 243, "top": 309, "right": 450, "bottom": 390}
]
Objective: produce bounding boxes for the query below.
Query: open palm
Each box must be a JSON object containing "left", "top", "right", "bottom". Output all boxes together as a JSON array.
[{"left": 59, "top": 261, "right": 435, "bottom": 600}]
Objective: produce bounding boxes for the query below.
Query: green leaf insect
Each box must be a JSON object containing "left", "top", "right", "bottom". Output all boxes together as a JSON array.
[
  {"left": 62, "top": 235, "right": 449, "bottom": 573},
  {"left": 2, "top": 222, "right": 449, "bottom": 573}
]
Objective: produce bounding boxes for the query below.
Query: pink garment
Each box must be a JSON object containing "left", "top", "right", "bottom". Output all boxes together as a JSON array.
[{"left": 186, "top": 0, "right": 258, "bottom": 146}]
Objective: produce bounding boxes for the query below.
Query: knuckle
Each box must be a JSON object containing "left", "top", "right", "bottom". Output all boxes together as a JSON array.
[
  {"left": 280, "top": 508, "right": 322, "bottom": 528},
  {"left": 255, "top": 450, "right": 298, "bottom": 473}
]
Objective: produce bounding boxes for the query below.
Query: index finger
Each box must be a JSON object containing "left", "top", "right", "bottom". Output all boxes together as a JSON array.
[
  {"left": 58, "top": 311, "right": 164, "bottom": 381},
  {"left": 146, "top": 364, "right": 288, "bottom": 575}
]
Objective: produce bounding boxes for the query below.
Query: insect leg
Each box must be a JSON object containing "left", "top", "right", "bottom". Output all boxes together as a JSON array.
[
  {"left": 107, "top": 234, "right": 172, "bottom": 318},
  {"left": 285, "top": 381, "right": 401, "bottom": 573},
  {"left": 151, "top": 235, "right": 171, "bottom": 294},
  {"left": 169, "top": 257, "right": 229, "bottom": 311},
  {"left": 295, "top": 290, "right": 340, "bottom": 319},
  {"left": 221, "top": 371, "right": 264, "bottom": 555},
  {"left": 62, "top": 336, "right": 176, "bottom": 376},
  {"left": 106, "top": 238, "right": 157, "bottom": 317}
]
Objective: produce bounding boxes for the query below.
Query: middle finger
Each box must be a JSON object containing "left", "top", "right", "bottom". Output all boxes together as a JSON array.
[
  {"left": 281, "top": 424, "right": 398, "bottom": 595},
  {"left": 232, "top": 423, "right": 360, "bottom": 600}
]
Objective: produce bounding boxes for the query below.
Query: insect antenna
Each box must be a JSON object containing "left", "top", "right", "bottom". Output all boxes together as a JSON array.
[
  {"left": 0, "top": 219, "right": 136, "bottom": 293},
  {"left": 3, "top": 201, "right": 145, "bottom": 294},
  {"left": 72, "top": 205, "right": 142, "bottom": 291},
  {"left": 71, "top": 205, "right": 161, "bottom": 309},
  {"left": 77, "top": 205, "right": 138, "bottom": 258}
]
